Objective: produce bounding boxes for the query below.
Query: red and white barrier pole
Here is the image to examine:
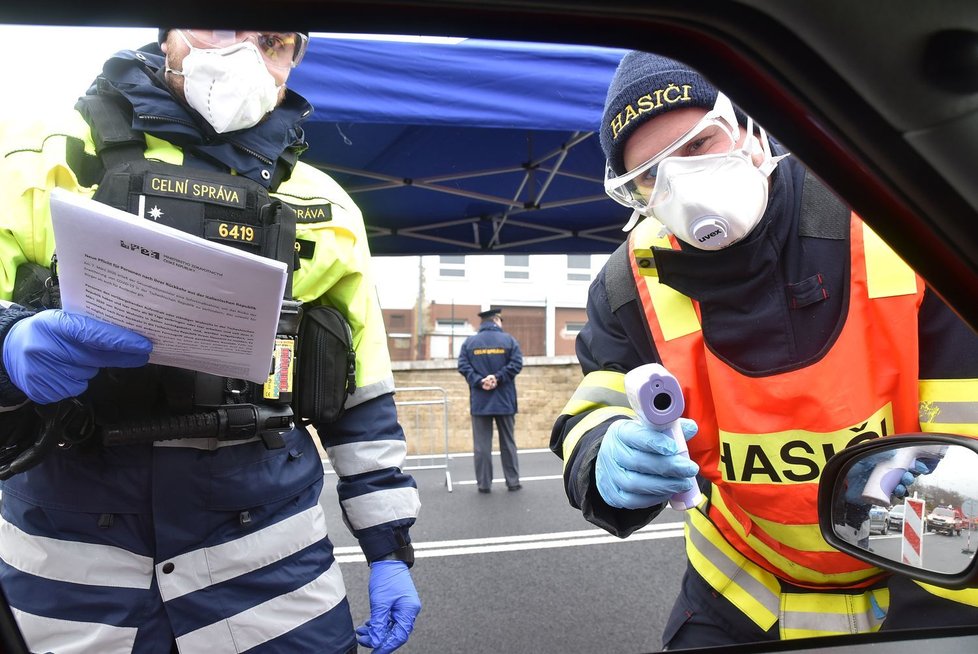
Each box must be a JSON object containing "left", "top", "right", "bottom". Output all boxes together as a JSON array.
[{"left": 902, "top": 496, "right": 926, "bottom": 566}]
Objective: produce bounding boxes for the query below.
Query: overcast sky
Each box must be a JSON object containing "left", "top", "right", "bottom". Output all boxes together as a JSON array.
[
  {"left": 0, "top": 25, "right": 159, "bottom": 111},
  {"left": 0, "top": 25, "right": 466, "bottom": 109},
  {"left": 0, "top": 24, "right": 428, "bottom": 299}
]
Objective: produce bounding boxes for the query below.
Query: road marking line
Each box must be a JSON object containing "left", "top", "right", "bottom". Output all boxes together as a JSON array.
[
  {"left": 333, "top": 522, "right": 685, "bottom": 563},
  {"left": 443, "top": 448, "right": 553, "bottom": 460},
  {"left": 323, "top": 449, "right": 555, "bottom": 469},
  {"left": 453, "top": 474, "right": 562, "bottom": 486}
]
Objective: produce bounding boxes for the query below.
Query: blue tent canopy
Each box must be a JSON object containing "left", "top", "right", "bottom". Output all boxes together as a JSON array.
[{"left": 288, "top": 37, "right": 630, "bottom": 255}]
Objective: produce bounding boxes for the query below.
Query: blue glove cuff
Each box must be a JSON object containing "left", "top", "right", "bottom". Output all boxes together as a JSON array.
[
  {"left": 0, "top": 305, "right": 36, "bottom": 406},
  {"left": 371, "top": 544, "right": 415, "bottom": 569}
]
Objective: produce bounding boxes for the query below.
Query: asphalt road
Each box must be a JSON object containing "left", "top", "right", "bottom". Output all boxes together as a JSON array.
[
  {"left": 866, "top": 529, "right": 978, "bottom": 574},
  {"left": 320, "top": 449, "right": 689, "bottom": 654}
]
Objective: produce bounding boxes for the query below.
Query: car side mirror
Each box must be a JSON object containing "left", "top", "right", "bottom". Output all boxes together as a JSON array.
[{"left": 818, "top": 433, "right": 978, "bottom": 588}]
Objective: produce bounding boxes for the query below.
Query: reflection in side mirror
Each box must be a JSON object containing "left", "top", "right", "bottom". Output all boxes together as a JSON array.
[{"left": 819, "top": 434, "right": 978, "bottom": 588}]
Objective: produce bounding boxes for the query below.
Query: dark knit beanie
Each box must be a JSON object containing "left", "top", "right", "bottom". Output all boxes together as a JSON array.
[{"left": 600, "top": 51, "right": 745, "bottom": 175}]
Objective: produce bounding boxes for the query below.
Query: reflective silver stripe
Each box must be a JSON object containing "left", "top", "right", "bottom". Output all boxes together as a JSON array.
[
  {"left": 0, "top": 512, "right": 153, "bottom": 589},
  {"left": 782, "top": 605, "right": 882, "bottom": 634},
  {"left": 174, "top": 563, "right": 347, "bottom": 653},
  {"left": 0, "top": 399, "right": 30, "bottom": 412},
  {"left": 341, "top": 487, "right": 421, "bottom": 531},
  {"left": 157, "top": 505, "right": 328, "bottom": 602},
  {"left": 920, "top": 401, "right": 978, "bottom": 424},
  {"left": 689, "top": 513, "right": 884, "bottom": 634},
  {"left": 153, "top": 436, "right": 260, "bottom": 450},
  {"left": 326, "top": 439, "right": 407, "bottom": 477},
  {"left": 686, "top": 515, "right": 781, "bottom": 617},
  {"left": 347, "top": 377, "right": 395, "bottom": 409},
  {"left": 13, "top": 608, "right": 138, "bottom": 654}
]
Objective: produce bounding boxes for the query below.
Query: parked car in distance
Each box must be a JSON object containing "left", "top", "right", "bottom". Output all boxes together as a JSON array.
[
  {"left": 927, "top": 506, "right": 964, "bottom": 536},
  {"left": 888, "top": 504, "right": 906, "bottom": 532},
  {"left": 869, "top": 505, "right": 890, "bottom": 535}
]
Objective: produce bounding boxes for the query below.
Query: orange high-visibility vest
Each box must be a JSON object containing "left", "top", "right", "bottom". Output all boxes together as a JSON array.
[{"left": 629, "top": 214, "right": 924, "bottom": 587}]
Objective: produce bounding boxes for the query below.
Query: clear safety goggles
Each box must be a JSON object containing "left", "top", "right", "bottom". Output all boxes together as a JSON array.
[
  {"left": 604, "top": 92, "right": 741, "bottom": 212},
  {"left": 179, "top": 29, "right": 309, "bottom": 69}
]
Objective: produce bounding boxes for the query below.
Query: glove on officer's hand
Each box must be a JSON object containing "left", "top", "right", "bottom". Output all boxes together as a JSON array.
[
  {"left": 2, "top": 309, "right": 152, "bottom": 404},
  {"left": 596, "top": 417, "right": 699, "bottom": 510},
  {"left": 899, "top": 459, "right": 932, "bottom": 497},
  {"left": 356, "top": 560, "right": 421, "bottom": 654},
  {"left": 842, "top": 451, "right": 928, "bottom": 504}
]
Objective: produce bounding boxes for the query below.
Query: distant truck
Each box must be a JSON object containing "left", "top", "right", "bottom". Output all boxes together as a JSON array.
[{"left": 926, "top": 506, "right": 965, "bottom": 536}]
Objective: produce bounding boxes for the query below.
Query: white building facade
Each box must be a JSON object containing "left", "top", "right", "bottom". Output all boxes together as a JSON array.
[{"left": 373, "top": 252, "right": 611, "bottom": 359}]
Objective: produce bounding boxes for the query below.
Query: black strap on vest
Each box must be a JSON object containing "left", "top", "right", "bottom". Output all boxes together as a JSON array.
[
  {"left": 74, "top": 95, "right": 147, "bottom": 172},
  {"left": 606, "top": 239, "right": 638, "bottom": 313},
  {"left": 798, "top": 169, "right": 849, "bottom": 240},
  {"left": 270, "top": 145, "right": 301, "bottom": 190}
]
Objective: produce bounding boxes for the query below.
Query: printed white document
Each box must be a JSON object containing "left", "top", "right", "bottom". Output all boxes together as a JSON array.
[{"left": 49, "top": 189, "right": 287, "bottom": 384}]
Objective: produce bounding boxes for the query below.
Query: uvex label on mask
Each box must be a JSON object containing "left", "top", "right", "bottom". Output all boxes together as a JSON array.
[
  {"left": 144, "top": 174, "right": 248, "bottom": 209},
  {"left": 715, "top": 404, "right": 893, "bottom": 484},
  {"left": 610, "top": 83, "right": 694, "bottom": 140}
]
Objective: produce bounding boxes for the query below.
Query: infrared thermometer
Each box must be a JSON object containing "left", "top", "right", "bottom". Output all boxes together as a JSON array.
[
  {"left": 859, "top": 444, "right": 949, "bottom": 504},
  {"left": 624, "top": 363, "right": 702, "bottom": 511}
]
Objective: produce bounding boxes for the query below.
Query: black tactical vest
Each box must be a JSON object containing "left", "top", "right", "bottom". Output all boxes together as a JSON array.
[{"left": 72, "top": 94, "right": 303, "bottom": 446}]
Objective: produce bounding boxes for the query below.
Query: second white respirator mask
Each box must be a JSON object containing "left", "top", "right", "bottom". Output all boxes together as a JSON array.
[
  {"left": 604, "top": 91, "right": 788, "bottom": 249},
  {"left": 168, "top": 32, "right": 283, "bottom": 134},
  {"left": 650, "top": 140, "right": 779, "bottom": 251}
]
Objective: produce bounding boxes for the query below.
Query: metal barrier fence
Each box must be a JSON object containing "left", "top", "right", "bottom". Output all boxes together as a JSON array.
[{"left": 395, "top": 386, "right": 453, "bottom": 492}]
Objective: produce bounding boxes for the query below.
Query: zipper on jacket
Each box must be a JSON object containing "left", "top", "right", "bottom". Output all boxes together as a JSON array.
[
  {"left": 312, "top": 327, "right": 327, "bottom": 417},
  {"left": 136, "top": 113, "right": 199, "bottom": 130},
  {"left": 137, "top": 114, "right": 275, "bottom": 166}
]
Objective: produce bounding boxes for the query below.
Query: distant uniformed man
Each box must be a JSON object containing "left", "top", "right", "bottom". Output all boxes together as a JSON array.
[{"left": 458, "top": 308, "right": 524, "bottom": 493}]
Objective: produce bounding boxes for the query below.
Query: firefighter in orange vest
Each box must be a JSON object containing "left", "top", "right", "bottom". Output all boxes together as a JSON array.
[{"left": 551, "top": 50, "right": 978, "bottom": 649}]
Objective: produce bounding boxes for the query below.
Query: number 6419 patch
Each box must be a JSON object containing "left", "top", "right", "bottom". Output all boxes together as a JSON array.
[{"left": 205, "top": 220, "right": 263, "bottom": 245}]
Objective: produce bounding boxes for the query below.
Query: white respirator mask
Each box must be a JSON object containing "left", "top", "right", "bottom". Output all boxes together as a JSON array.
[
  {"left": 166, "top": 30, "right": 283, "bottom": 134},
  {"left": 605, "top": 92, "right": 787, "bottom": 249},
  {"left": 649, "top": 135, "right": 783, "bottom": 250}
]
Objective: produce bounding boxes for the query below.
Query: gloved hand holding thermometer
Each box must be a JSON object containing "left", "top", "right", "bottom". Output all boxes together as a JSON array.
[
  {"left": 595, "top": 363, "right": 700, "bottom": 510},
  {"left": 859, "top": 444, "right": 948, "bottom": 504},
  {"left": 3, "top": 309, "right": 152, "bottom": 404}
]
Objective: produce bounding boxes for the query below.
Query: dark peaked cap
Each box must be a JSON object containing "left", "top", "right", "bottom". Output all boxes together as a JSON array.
[{"left": 478, "top": 309, "right": 502, "bottom": 319}]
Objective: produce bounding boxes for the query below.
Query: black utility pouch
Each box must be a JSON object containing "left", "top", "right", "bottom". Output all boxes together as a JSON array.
[
  {"left": 293, "top": 306, "right": 357, "bottom": 425},
  {"left": 13, "top": 261, "right": 60, "bottom": 310}
]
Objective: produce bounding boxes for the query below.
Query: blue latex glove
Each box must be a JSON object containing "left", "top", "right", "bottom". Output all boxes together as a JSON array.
[
  {"left": 2, "top": 310, "right": 152, "bottom": 404},
  {"left": 595, "top": 417, "right": 699, "bottom": 510},
  {"left": 356, "top": 560, "right": 421, "bottom": 654},
  {"left": 843, "top": 451, "right": 929, "bottom": 504}
]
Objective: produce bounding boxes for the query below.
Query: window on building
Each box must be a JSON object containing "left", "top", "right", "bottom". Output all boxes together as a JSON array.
[
  {"left": 439, "top": 255, "right": 466, "bottom": 278},
  {"left": 567, "top": 254, "right": 592, "bottom": 281},
  {"left": 391, "top": 336, "right": 411, "bottom": 350},
  {"left": 435, "top": 319, "right": 469, "bottom": 333},
  {"left": 504, "top": 254, "right": 530, "bottom": 280},
  {"left": 564, "top": 321, "right": 587, "bottom": 336},
  {"left": 388, "top": 313, "right": 406, "bottom": 328}
]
